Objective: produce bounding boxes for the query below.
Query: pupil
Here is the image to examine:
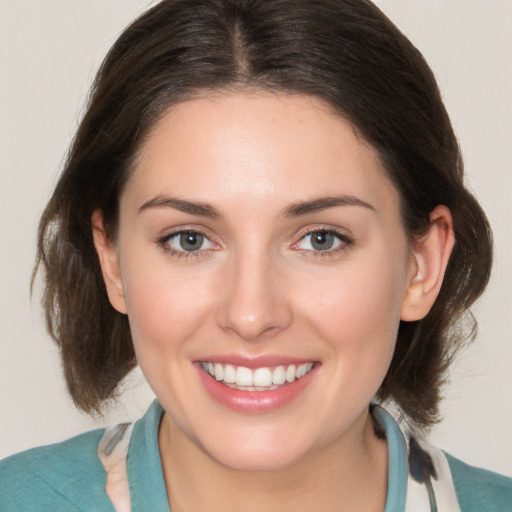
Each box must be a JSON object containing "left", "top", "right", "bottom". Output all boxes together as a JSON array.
[
  {"left": 180, "top": 232, "right": 203, "bottom": 251},
  {"left": 312, "top": 231, "right": 334, "bottom": 251}
]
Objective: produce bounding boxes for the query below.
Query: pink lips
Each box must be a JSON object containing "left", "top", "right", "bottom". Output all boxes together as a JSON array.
[{"left": 195, "top": 357, "right": 318, "bottom": 414}]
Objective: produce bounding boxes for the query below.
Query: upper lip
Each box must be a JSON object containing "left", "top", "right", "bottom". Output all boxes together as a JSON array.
[{"left": 195, "top": 354, "right": 317, "bottom": 369}]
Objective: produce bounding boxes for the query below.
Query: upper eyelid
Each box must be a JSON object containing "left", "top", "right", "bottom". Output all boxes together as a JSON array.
[
  {"left": 295, "top": 225, "right": 354, "bottom": 241},
  {"left": 158, "top": 225, "right": 216, "bottom": 241}
]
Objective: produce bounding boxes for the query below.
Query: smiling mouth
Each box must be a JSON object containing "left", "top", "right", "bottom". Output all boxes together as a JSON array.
[{"left": 199, "top": 362, "right": 315, "bottom": 391}]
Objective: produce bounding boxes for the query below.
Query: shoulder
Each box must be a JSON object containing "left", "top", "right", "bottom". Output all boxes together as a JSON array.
[
  {"left": 0, "top": 429, "right": 115, "bottom": 511},
  {"left": 446, "top": 453, "right": 512, "bottom": 512}
]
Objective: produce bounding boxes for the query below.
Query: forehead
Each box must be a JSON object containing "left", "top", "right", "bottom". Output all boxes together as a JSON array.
[{"left": 125, "top": 92, "right": 399, "bottom": 215}]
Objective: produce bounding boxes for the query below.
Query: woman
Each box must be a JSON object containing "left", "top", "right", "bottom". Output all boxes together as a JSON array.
[{"left": 1, "top": 0, "right": 510, "bottom": 510}]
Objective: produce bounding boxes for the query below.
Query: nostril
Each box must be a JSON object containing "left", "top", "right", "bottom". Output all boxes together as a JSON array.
[{"left": 223, "top": 321, "right": 284, "bottom": 342}]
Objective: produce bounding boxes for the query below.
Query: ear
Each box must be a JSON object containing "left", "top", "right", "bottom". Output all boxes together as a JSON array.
[
  {"left": 91, "top": 209, "right": 127, "bottom": 314},
  {"left": 401, "top": 205, "right": 455, "bottom": 321}
]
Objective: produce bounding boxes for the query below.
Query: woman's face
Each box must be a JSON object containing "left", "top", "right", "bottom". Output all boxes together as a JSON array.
[{"left": 105, "top": 92, "right": 417, "bottom": 470}]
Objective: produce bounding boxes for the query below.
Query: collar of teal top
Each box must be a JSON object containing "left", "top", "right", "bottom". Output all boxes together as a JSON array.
[
  {"left": 126, "top": 400, "right": 407, "bottom": 512},
  {"left": 127, "top": 400, "right": 171, "bottom": 512},
  {"left": 372, "top": 405, "right": 408, "bottom": 512}
]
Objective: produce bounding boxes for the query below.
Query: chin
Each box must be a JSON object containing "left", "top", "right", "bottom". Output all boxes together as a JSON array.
[
  {"left": 209, "top": 445, "right": 306, "bottom": 473},
  {"left": 197, "top": 426, "right": 311, "bottom": 473}
]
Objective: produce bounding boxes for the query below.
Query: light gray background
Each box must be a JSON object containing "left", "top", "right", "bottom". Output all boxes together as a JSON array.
[{"left": 1, "top": 1, "right": 511, "bottom": 475}]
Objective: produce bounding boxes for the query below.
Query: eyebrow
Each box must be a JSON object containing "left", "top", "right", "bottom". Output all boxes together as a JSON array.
[
  {"left": 138, "top": 194, "right": 375, "bottom": 219},
  {"left": 138, "top": 196, "right": 222, "bottom": 218},
  {"left": 281, "top": 195, "right": 376, "bottom": 217}
]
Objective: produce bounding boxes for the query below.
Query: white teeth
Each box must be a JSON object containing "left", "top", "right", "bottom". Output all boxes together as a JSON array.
[
  {"left": 286, "top": 365, "right": 296, "bottom": 382},
  {"left": 296, "top": 363, "right": 311, "bottom": 379},
  {"left": 236, "top": 366, "right": 253, "bottom": 386},
  {"left": 272, "top": 365, "right": 286, "bottom": 385},
  {"left": 214, "top": 363, "right": 223, "bottom": 381},
  {"left": 253, "top": 367, "right": 272, "bottom": 387},
  {"left": 223, "top": 364, "right": 236, "bottom": 383},
  {"left": 201, "top": 361, "right": 315, "bottom": 390}
]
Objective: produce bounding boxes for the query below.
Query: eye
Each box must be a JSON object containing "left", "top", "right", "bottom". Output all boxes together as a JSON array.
[
  {"left": 162, "top": 230, "right": 215, "bottom": 253},
  {"left": 296, "top": 229, "right": 351, "bottom": 252}
]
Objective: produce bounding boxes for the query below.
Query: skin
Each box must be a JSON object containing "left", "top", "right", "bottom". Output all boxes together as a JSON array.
[{"left": 93, "top": 92, "right": 454, "bottom": 512}]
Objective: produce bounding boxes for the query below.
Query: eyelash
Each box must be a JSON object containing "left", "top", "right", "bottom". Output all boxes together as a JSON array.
[{"left": 157, "top": 227, "right": 354, "bottom": 260}]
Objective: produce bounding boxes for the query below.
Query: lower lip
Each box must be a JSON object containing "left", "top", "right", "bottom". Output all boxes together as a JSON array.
[{"left": 195, "top": 363, "right": 318, "bottom": 414}]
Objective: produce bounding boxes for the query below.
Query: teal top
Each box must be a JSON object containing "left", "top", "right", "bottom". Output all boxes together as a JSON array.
[{"left": 1, "top": 400, "right": 511, "bottom": 511}]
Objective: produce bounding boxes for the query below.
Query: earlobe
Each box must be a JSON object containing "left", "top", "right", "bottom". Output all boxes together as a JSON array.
[
  {"left": 91, "top": 210, "right": 127, "bottom": 314},
  {"left": 400, "top": 205, "right": 455, "bottom": 322}
]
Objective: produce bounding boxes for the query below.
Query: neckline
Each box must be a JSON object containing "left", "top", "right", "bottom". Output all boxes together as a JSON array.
[{"left": 126, "top": 400, "right": 408, "bottom": 512}]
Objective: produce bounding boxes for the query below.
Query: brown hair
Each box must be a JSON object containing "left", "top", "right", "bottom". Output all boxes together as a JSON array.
[{"left": 35, "top": 0, "right": 492, "bottom": 429}]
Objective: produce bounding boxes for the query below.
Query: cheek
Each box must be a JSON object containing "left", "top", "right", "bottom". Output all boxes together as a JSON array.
[
  {"left": 297, "top": 244, "right": 409, "bottom": 365},
  {"left": 120, "top": 254, "right": 214, "bottom": 365}
]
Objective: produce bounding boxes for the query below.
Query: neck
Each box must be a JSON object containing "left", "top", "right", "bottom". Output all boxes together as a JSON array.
[{"left": 158, "top": 411, "right": 388, "bottom": 512}]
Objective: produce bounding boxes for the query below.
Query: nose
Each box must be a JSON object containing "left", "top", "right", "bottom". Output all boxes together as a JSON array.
[{"left": 215, "top": 250, "right": 293, "bottom": 341}]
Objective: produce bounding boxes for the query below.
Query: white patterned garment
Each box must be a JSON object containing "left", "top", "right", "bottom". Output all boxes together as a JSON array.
[
  {"left": 404, "top": 438, "right": 461, "bottom": 512},
  {"left": 97, "top": 423, "right": 135, "bottom": 512}
]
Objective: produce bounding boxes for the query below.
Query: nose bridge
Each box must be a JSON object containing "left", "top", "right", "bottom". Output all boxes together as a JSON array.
[{"left": 217, "top": 241, "right": 292, "bottom": 340}]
